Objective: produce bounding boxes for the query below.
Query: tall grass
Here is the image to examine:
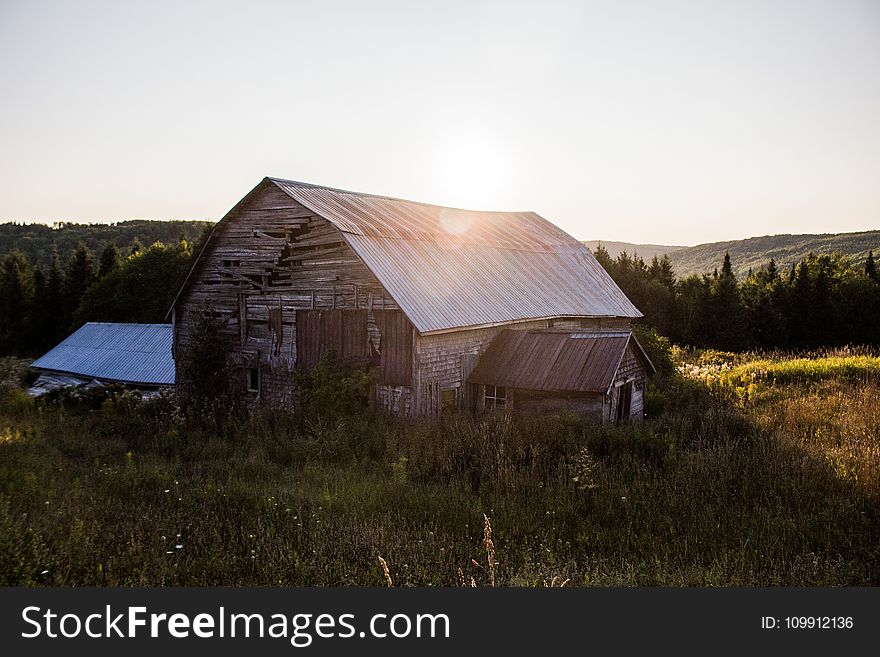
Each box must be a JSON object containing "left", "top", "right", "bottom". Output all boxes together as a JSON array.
[{"left": 0, "top": 354, "right": 878, "bottom": 586}]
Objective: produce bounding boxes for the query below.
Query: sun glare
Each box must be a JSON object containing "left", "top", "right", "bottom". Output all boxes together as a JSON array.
[{"left": 430, "top": 131, "right": 512, "bottom": 212}]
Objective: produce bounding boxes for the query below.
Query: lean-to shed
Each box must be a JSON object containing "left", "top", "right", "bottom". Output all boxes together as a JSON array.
[
  {"left": 170, "top": 177, "right": 653, "bottom": 419},
  {"left": 28, "top": 322, "right": 174, "bottom": 396}
]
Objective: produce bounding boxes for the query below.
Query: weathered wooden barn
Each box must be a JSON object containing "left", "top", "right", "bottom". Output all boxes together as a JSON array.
[{"left": 170, "top": 177, "right": 654, "bottom": 420}]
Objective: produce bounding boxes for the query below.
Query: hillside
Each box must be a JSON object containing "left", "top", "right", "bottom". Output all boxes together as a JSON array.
[
  {"left": 583, "top": 240, "right": 686, "bottom": 261},
  {"left": 586, "top": 230, "right": 880, "bottom": 279},
  {"left": 669, "top": 231, "right": 880, "bottom": 278},
  {"left": 0, "top": 219, "right": 214, "bottom": 266}
]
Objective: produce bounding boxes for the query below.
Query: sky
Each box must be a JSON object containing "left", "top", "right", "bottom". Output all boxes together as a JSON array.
[{"left": 0, "top": 0, "right": 878, "bottom": 245}]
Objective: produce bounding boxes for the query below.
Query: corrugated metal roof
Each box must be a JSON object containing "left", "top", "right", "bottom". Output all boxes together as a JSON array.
[
  {"left": 30, "top": 323, "right": 174, "bottom": 385},
  {"left": 269, "top": 178, "right": 641, "bottom": 334},
  {"left": 469, "top": 330, "right": 640, "bottom": 393}
]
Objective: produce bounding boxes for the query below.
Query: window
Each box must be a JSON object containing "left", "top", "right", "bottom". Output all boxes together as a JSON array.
[
  {"left": 484, "top": 385, "right": 506, "bottom": 409},
  {"left": 247, "top": 367, "right": 259, "bottom": 393}
]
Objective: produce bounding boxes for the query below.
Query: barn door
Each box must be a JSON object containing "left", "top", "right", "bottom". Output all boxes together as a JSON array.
[{"left": 615, "top": 380, "right": 633, "bottom": 422}]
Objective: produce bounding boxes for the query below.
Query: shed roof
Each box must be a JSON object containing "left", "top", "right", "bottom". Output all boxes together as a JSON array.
[
  {"left": 30, "top": 323, "right": 174, "bottom": 385},
  {"left": 468, "top": 329, "right": 654, "bottom": 394}
]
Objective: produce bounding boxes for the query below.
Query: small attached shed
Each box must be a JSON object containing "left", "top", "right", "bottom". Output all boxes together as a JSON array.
[
  {"left": 468, "top": 329, "right": 655, "bottom": 421},
  {"left": 29, "top": 322, "right": 174, "bottom": 396}
]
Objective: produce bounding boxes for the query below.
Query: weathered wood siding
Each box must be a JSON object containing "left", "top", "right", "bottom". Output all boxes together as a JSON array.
[
  {"left": 605, "top": 341, "right": 648, "bottom": 422},
  {"left": 414, "top": 319, "right": 553, "bottom": 416},
  {"left": 174, "top": 183, "right": 407, "bottom": 409},
  {"left": 510, "top": 389, "right": 604, "bottom": 419}
]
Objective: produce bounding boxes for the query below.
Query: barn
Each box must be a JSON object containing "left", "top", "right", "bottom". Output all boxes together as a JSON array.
[{"left": 170, "top": 177, "right": 654, "bottom": 420}]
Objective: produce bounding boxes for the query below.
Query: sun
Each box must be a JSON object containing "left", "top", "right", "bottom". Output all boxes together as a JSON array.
[{"left": 430, "top": 130, "right": 512, "bottom": 211}]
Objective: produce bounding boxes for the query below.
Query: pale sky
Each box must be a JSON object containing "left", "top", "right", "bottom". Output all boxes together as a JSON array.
[{"left": 1, "top": 0, "right": 878, "bottom": 245}]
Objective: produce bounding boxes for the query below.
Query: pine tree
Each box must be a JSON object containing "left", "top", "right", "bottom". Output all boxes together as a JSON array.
[
  {"left": 62, "top": 242, "right": 95, "bottom": 329},
  {"left": 709, "top": 252, "right": 747, "bottom": 349},
  {"left": 591, "top": 244, "right": 614, "bottom": 274},
  {"left": 866, "top": 250, "right": 878, "bottom": 282},
  {"left": 0, "top": 251, "right": 35, "bottom": 355},
  {"left": 98, "top": 242, "right": 122, "bottom": 278},
  {"left": 720, "top": 252, "right": 734, "bottom": 278}
]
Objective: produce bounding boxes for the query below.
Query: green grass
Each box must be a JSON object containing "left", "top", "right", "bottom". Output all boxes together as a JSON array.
[{"left": 1, "top": 355, "right": 879, "bottom": 586}]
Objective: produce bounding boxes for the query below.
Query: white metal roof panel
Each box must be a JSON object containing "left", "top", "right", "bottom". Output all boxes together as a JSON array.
[{"left": 30, "top": 322, "right": 174, "bottom": 385}]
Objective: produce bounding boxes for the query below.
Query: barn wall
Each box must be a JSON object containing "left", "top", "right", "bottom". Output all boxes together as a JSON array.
[
  {"left": 174, "top": 182, "right": 407, "bottom": 410},
  {"left": 511, "top": 389, "right": 604, "bottom": 419}
]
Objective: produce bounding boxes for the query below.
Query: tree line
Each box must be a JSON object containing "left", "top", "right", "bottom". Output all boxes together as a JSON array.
[
  {"left": 0, "top": 220, "right": 212, "bottom": 268},
  {"left": 593, "top": 246, "right": 880, "bottom": 350},
  {"left": 1, "top": 224, "right": 877, "bottom": 358},
  {"left": 0, "top": 230, "right": 209, "bottom": 357}
]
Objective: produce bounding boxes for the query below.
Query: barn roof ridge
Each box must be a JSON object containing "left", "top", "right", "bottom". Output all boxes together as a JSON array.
[{"left": 266, "top": 176, "right": 536, "bottom": 216}]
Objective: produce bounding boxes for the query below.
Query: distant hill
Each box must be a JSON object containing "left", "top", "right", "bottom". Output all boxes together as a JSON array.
[
  {"left": 586, "top": 231, "right": 880, "bottom": 279},
  {"left": 668, "top": 231, "right": 880, "bottom": 278},
  {"left": 0, "top": 219, "right": 214, "bottom": 266},
  {"left": 583, "top": 240, "right": 687, "bottom": 261}
]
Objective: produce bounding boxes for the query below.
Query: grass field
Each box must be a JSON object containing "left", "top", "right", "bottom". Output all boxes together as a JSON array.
[{"left": 0, "top": 349, "right": 878, "bottom": 586}]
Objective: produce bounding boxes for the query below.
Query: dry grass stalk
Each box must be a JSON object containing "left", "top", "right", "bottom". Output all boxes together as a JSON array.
[
  {"left": 377, "top": 556, "right": 393, "bottom": 587},
  {"left": 544, "top": 575, "right": 571, "bottom": 587},
  {"left": 483, "top": 513, "right": 496, "bottom": 587}
]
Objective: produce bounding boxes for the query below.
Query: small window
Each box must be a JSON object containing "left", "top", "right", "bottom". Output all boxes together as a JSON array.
[
  {"left": 247, "top": 367, "right": 259, "bottom": 392},
  {"left": 484, "top": 384, "right": 506, "bottom": 409}
]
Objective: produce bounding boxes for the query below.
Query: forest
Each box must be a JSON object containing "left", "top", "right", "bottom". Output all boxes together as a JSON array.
[
  {"left": 0, "top": 224, "right": 210, "bottom": 356},
  {"left": 592, "top": 245, "right": 880, "bottom": 351}
]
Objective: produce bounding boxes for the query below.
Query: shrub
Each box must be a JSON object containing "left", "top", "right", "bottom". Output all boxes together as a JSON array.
[
  {"left": 632, "top": 325, "right": 675, "bottom": 377},
  {"left": 293, "top": 350, "right": 373, "bottom": 418},
  {"left": 176, "top": 307, "right": 230, "bottom": 407}
]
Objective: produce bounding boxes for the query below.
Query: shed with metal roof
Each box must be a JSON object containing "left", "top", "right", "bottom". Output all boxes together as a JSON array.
[
  {"left": 469, "top": 329, "right": 655, "bottom": 421},
  {"left": 29, "top": 323, "right": 174, "bottom": 395}
]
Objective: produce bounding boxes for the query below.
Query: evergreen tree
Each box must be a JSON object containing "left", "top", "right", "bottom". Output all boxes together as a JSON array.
[
  {"left": 709, "top": 252, "right": 748, "bottom": 350},
  {"left": 62, "top": 242, "right": 95, "bottom": 329},
  {"left": 766, "top": 258, "right": 778, "bottom": 282},
  {"left": 866, "top": 250, "right": 878, "bottom": 282},
  {"left": 0, "top": 251, "right": 35, "bottom": 355},
  {"left": 720, "top": 252, "right": 733, "bottom": 278},
  {"left": 98, "top": 242, "right": 122, "bottom": 278},
  {"left": 592, "top": 243, "right": 614, "bottom": 273}
]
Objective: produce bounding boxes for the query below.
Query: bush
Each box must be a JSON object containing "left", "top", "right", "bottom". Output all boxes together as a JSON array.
[
  {"left": 0, "top": 387, "right": 34, "bottom": 417},
  {"left": 632, "top": 325, "right": 675, "bottom": 376},
  {"left": 176, "top": 307, "right": 230, "bottom": 406},
  {"left": 0, "top": 357, "right": 32, "bottom": 397},
  {"left": 293, "top": 350, "right": 374, "bottom": 418}
]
